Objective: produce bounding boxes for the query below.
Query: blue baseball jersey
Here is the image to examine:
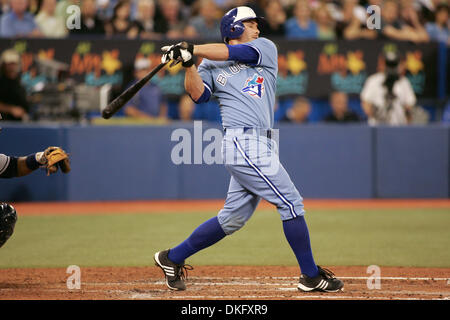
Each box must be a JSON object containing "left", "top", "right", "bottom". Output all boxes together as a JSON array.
[{"left": 197, "top": 37, "right": 278, "bottom": 129}]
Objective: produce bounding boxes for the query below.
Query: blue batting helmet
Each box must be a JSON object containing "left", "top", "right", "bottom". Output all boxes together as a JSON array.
[{"left": 220, "top": 6, "right": 261, "bottom": 43}]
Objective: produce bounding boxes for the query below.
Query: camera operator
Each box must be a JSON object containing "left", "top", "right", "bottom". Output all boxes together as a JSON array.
[
  {"left": 360, "top": 51, "right": 416, "bottom": 126},
  {"left": 0, "top": 49, "right": 29, "bottom": 121}
]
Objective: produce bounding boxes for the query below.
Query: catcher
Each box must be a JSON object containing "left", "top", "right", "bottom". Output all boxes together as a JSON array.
[{"left": 0, "top": 113, "right": 71, "bottom": 248}]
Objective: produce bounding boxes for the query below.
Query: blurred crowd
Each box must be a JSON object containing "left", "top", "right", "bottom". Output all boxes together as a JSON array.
[
  {"left": 0, "top": 0, "right": 449, "bottom": 125},
  {"left": 0, "top": 0, "right": 448, "bottom": 43}
]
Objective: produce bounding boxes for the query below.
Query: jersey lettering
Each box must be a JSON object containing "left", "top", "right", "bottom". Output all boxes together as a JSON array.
[
  {"left": 216, "top": 74, "right": 227, "bottom": 86},
  {"left": 215, "top": 63, "right": 250, "bottom": 87}
]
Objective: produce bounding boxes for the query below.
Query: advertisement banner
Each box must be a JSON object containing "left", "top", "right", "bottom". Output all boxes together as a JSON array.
[{"left": 0, "top": 38, "right": 439, "bottom": 99}]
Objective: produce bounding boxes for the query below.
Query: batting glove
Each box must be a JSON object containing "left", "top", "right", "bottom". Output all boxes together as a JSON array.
[{"left": 161, "top": 42, "right": 195, "bottom": 68}]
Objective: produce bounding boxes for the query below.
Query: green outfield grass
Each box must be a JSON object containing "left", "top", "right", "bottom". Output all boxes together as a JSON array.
[{"left": 0, "top": 208, "right": 449, "bottom": 268}]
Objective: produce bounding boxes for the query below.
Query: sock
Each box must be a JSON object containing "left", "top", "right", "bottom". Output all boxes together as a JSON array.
[
  {"left": 282, "top": 216, "right": 319, "bottom": 278},
  {"left": 168, "top": 216, "right": 226, "bottom": 264}
]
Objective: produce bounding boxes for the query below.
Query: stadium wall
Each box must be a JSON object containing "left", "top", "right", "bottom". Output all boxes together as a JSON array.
[{"left": 0, "top": 123, "right": 448, "bottom": 201}]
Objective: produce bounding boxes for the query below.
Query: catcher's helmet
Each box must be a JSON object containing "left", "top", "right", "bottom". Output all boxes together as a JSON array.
[
  {"left": 0, "top": 203, "right": 17, "bottom": 248},
  {"left": 220, "top": 6, "right": 261, "bottom": 43}
]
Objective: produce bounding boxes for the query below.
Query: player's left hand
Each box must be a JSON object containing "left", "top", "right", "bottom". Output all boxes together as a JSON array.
[
  {"left": 42, "top": 146, "right": 71, "bottom": 176},
  {"left": 161, "top": 42, "right": 194, "bottom": 68}
]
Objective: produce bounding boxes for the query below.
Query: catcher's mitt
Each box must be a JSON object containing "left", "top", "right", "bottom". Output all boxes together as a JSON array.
[{"left": 44, "top": 147, "right": 71, "bottom": 176}]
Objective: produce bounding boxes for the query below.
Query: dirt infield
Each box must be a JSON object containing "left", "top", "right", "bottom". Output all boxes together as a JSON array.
[
  {"left": 2, "top": 199, "right": 449, "bottom": 300},
  {"left": 12, "top": 199, "right": 450, "bottom": 216},
  {"left": 0, "top": 265, "right": 449, "bottom": 300}
]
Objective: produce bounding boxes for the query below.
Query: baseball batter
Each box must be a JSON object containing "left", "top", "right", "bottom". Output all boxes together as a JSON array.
[
  {"left": 154, "top": 6, "right": 343, "bottom": 293},
  {"left": 0, "top": 113, "right": 71, "bottom": 248}
]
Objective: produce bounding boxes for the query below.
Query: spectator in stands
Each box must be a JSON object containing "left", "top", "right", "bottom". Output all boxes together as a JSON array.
[
  {"left": 178, "top": 94, "right": 195, "bottom": 121},
  {"left": 378, "top": 0, "right": 429, "bottom": 43},
  {"left": 360, "top": 50, "right": 416, "bottom": 126},
  {"left": 212, "top": 0, "right": 234, "bottom": 11},
  {"left": 105, "top": 0, "right": 142, "bottom": 38},
  {"left": 418, "top": 0, "right": 445, "bottom": 24},
  {"left": 154, "top": 0, "right": 187, "bottom": 39},
  {"left": 124, "top": 58, "right": 168, "bottom": 120},
  {"left": 97, "top": 0, "right": 139, "bottom": 21},
  {"left": 366, "top": 0, "right": 382, "bottom": 6},
  {"left": 335, "top": 0, "right": 377, "bottom": 40},
  {"left": 135, "top": 0, "right": 163, "bottom": 39},
  {"left": 425, "top": 3, "right": 449, "bottom": 44},
  {"left": 221, "top": 0, "right": 265, "bottom": 16},
  {"left": 259, "top": 0, "right": 286, "bottom": 38},
  {"left": 184, "top": 0, "right": 222, "bottom": 40},
  {"left": 0, "top": 0, "right": 10, "bottom": 15},
  {"left": 284, "top": 0, "right": 318, "bottom": 39},
  {"left": 0, "top": 0, "right": 43, "bottom": 38},
  {"left": 279, "top": 96, "right": 311, "bottom": 123},
  {"left": 97, "top": 0, "right": 117, "bottom": 21},
  {"left": 313, "top": 2, "right": 336, "bottom": 40},
  {"left": 400, "top": 0, "right": 430, "bottom": 41},
  {"left": 35, "top": 0, "right": 68, "bottom": 38},
  {"left": 69, "top": 0, "right": 106, "bottom": 36},
  {"left": 324, "top": 91, "right": 361, "bottom": 123},
  {"left": 0, "top": 49, "right": 29, "bottom": 121},
  {"left": 29, "top": 0, "right": 41, "bottom": 15}
]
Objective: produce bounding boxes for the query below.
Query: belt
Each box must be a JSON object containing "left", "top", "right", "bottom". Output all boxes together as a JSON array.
[{"left": 224, "top": 127, "right": 272, "bottom": 139}]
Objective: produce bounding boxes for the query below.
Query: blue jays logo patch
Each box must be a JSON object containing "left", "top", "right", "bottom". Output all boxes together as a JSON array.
[{"left": 242, "top": 74, "right": 265, "bottom": 98}]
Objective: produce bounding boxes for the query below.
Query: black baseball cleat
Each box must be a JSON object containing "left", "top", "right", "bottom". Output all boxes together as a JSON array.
[
  {"left": 154, "top": 249, "right": 193, "bottom": 291},
  {"left": 298, "top": 266, "right": 344, "bottom": 293}
]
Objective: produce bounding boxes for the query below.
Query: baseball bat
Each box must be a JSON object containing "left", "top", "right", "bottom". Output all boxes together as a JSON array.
[{"left": 101, "top": 61, "right": 167, "bottom": 119}]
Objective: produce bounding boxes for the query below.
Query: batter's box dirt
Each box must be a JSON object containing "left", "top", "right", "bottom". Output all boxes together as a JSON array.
[{"left": 0, "top": 266, "right": 448, "bottom": 300}]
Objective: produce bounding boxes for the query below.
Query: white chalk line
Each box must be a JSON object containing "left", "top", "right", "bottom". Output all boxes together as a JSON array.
[
  {"left": 81, "top": 275, "right": 450, "bottom": 287},
  {"left": 2, "top": 285, "right": 447, "bottom": 296},
  {"left": 83, "top": 279, "right": 450, "bottom": 300},
  {"left": 1, "top": 285, "right": 447, "bottom": 301},
  {"left": 187, "top": 276, "right": 450, "bottom": 281}
]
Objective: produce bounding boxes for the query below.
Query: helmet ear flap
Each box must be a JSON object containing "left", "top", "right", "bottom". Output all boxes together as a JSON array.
[
  {"left": 228, "top": 20, "right": 245, "bottom": 41},
  {"left": 225, "top": 21, "right": 245, "bottom": 43}
]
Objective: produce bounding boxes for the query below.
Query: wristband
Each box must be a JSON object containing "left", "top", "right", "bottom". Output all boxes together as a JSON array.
[
  {"left": 25, "top": 154, "right": 40, "bottom": 170},
  {"left": 25, "top": 152, "right": 47, "bottom": 171}
]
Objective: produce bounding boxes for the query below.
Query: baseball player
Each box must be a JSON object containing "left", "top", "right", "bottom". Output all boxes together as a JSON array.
[
  {"left": 154, "top": 6, "right": 343, "bottom": 293},
  {"left": 0, "top": 113, "right": 71, "bottom": 248}
]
